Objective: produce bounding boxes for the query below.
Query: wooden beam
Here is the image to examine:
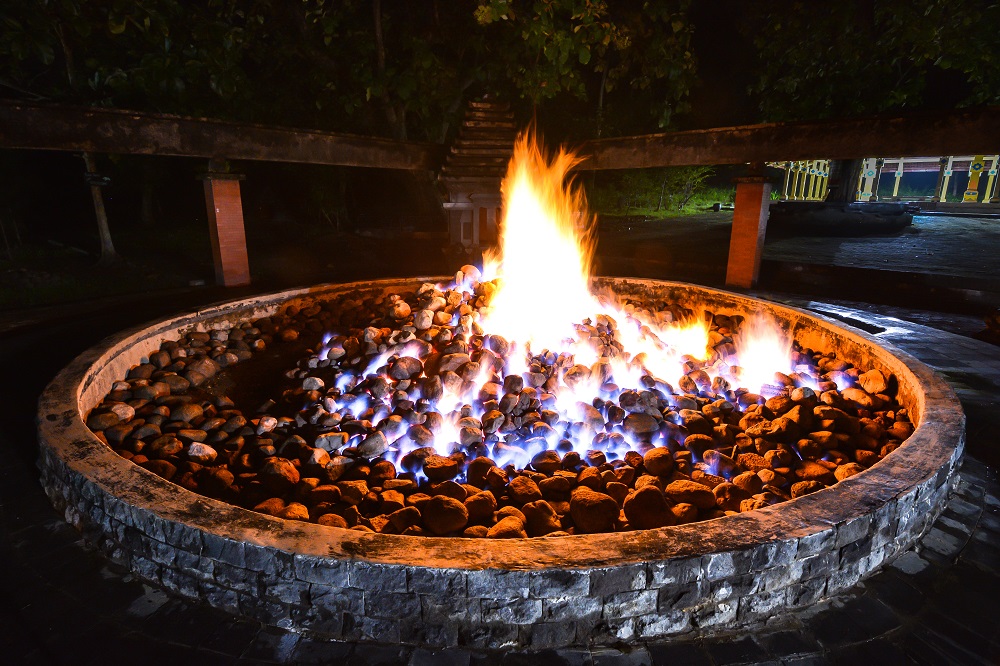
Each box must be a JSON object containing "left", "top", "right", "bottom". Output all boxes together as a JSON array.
[
  {"left": 580, "top": 106, "right": 1000, "bottom": 170},
  {"left": 0, "top": 101, "right": 443, "bottom": 170}
]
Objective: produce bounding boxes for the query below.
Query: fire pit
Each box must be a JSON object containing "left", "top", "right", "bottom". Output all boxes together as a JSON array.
[
  {"left": 36, "top": 135, "right": 964, "bottom": 648},
  {"left": 37, "top": 276, "right": 963, "bottom": 648}
]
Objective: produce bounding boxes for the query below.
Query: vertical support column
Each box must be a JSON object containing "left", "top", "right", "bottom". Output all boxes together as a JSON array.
[
  {"left": 891, "top": 158, "right": 904, "bottom": 199},
  {"left": 201, "top": 162, "right": 250, "bottom": 287},
  {"left": 939, "top": 157, "right": 955, "bottom": 202},
  {"left": 725, "top": 166, "right": 772, "bottom": 289},
  {"left": 781, "top": 162, "right": 793, "bottom": 200},
  {"left": 819, "top": 161, "right": 830, "bottom": 200},
  {"left": 858, "top": 158, "right": 877, "bottom": 201},
  {"left": 871, "top": 158, "right": 885, "bottom": 201},
  {"left": 964, "top": 155, "right": 986, "bottom": 202},
  {"left": 984, "top": 156, "right": 999, "bottom": 203}
]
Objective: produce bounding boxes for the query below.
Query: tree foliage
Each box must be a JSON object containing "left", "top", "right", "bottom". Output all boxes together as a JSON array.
[
  {"left": 0, "top": 0, "right": 698, "bottom": 141},
  {"left": 747, "top": 0, "right": 1000, "bottom": 121}
]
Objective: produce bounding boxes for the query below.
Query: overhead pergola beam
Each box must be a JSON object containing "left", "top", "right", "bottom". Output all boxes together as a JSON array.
[
  {"left": 580, "top": 106, "right": 1000, "bottom": 170},
  {"left": 0, "top": 101, "right": 443, "bottom": 170}
]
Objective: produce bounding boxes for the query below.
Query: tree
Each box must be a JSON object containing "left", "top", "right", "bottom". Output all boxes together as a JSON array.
[
  {"left": 745, "top": 0, "right": 1000, "bottom": 121},
  {"left": 474, "top": 0, "right": 697, "bottom": 136}
]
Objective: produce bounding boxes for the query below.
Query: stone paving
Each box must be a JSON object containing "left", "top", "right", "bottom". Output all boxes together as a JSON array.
[{"left": 1, "top": 293, "right": 998, "bottom": 664}]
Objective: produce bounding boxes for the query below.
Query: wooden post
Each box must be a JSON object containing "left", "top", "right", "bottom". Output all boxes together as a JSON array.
[
  {"left": 201, "top": 161, "right": 250, "bottom": 287},
  {"left": 725, "top": 165, "right": 772, "bottom": 289}
]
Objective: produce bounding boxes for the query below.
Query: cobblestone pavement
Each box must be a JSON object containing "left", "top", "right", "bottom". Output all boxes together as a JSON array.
[{"left": 1, "top": 288, "right": 998, "bottom": 664}]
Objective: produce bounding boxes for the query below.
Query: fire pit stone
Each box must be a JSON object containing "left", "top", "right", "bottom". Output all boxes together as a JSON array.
[{"left": 37, "top": 277, "right": 964, "bottom": 649}]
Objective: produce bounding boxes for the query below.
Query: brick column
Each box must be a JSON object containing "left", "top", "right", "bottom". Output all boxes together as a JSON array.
[
  {"left": 725, "top": 174, "right": 772, "bottom": 289},
  {"left": 202, "top": 172, "right": 250, "bottom": 287}
]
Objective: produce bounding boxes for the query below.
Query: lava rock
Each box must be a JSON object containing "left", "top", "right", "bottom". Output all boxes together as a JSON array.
[
  {"left": 259, "top": 458, "right": 300, "bottom": 493},
  {"left": 358, "top": 431, "right": 389, "bottom": 458},
  {"left": 186, "top": 442, "right": 218, "bottom": 464},
  {"left": 487, "top": 515, "right": 527, "bottom": 539},
  {"left": 664, "top": 480, "right": 716, "bottom": 509},
  {"left": 423, "top": 454, "right": 459, "bottom": 482},
  {"left": 318, "top": 513, "right": 349, "bottom": 529},
  {"left": 508, "top": 476, "right": 543, "bottom": 505},
  {"left": 623, "top": 485, "right": 675, "bottom": 529},
  {"left": 423, "top": 495, "right": 468, "bottom": 535},
  {"left": 570, "top": 487, "right": 619, "bottom": 533},
  {"left": 623, "top": 412, "right": 659, "bottom": 437},
  {"left": 643, "top": 447, "right": 675, "bottom": 476},
  {"left": 464, "top": 491, "right": 497, "bottom": 524},
  {"left": 522, "top": 500, "right": 562, "bottom": 536}
]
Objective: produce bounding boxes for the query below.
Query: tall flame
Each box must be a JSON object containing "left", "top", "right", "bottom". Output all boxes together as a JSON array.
[{"left": 481, "top": 131, "right": 599, "bottom": 351}]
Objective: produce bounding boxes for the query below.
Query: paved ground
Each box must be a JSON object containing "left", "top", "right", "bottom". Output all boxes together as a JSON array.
[{"left": 598, "top": 213, "right": 1000, "bottom": 309}]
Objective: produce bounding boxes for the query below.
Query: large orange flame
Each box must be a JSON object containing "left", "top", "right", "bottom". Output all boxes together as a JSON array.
[{"left": 481, "top": 131, "right": 599, "bottom": 351}]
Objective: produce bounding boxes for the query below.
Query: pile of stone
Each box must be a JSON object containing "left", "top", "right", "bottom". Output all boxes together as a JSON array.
[{"left": 87, "top": 269, "right": 914, "bottom": 538}]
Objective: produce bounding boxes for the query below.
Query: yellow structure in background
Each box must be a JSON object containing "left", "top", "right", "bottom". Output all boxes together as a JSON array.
[
  {"left": 770, "top": 156, "right": 999, "bottom": 203},
  {"left": 769, "top": 160, "right": 830, "bottom": 201},
  {"left": 861, "top": 155, "right": 999, "bottom": 203},
  {"left": 964, "top": 155, "right": 987, "bottom": 202}
]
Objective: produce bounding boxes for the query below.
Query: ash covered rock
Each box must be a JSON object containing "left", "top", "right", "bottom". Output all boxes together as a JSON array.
[{"left": 87, "top": 273, "right": 915, "bottom": 538}]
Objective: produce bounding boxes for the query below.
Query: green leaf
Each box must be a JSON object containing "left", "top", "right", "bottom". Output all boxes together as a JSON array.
[{"left": 578, "top": 45, "right": 590, "bottom": 64}]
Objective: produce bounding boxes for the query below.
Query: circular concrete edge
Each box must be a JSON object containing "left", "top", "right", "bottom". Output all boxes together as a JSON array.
[{"left": 35, "top": 277, "right": 966, "bottom": 648}]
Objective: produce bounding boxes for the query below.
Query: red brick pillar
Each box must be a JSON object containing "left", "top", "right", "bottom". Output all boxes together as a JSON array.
[
  {"left": 725, "top": 174, "right": 772, "bottom": 289},
  {"left": 202, "top": 172, "right": 251, "bottom": 287}
]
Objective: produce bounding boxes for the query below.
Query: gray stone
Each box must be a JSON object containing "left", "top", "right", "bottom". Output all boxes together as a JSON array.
[
  {"left": 408, "top": 568, "right": 466, "bottom": 595},
  {"left": 602, "top": 590, "right": 657, "bottom": 619},
  {"left": 348, "top": 615, "right": 401, "bottom": 643},
  {"left": 467, "top": 569, "right": 529, "bottom": 599},
  {"left": 648, "top": 558, "right": 702, "bottom": 587},
  {"left": 523, "top": 621, "right": 579, "bottom": 649},
  {"left": 530, "top": 569, "right": 590, "bottom": 598},
  {"left": 636, "top": 610, "right": 691, "bottom": 638},
  {"left": 400, "top": 621, "right": 460, "bottom": 649},
  {"left": 264, "top": 580, "right": 308, "bottom": 605},
  {"left": 481, "top": 597, "right": 542, "bottom": 624},
  {"left": 420, "top": 595, "right": 481, "bottom": 624},
  {"left": 796, "top": 528, "right": 836, "bottom": 558},
  {"left": 541, "top": 595, "right": 602, "bottom": 622},
  {"left": 741, "top": 588, "right": 790, "bottom": 617},
  {"left": 691, "top": 600, "right": 738, "bottom": 628},
  {"left": 310, "top": 585, "right": 364, "bottom": 615},
  {"left": 836, "top": 514, "right": 874, "bottom": 548},
  {"left": 295, "top": 556, "right": 351, "bottom": 586},
  {"left": 799, "top": 551, "right": 839, "bottom": 580},
  {"left": 366, "top": 592, "right": 422, "bottom": 618},
  {"left": 212, "top": 560, "right": 255, "bottom": 593},
  {"left": 787, "top": 576, "right": 826, "bottom": 606},
  {"left": 703, "top": 551, "right": 737, "bottom": 581},
  {"left": 589, "top": 565, "right": 647, "bottom": 596},
  {"left": 350, "top": 562, "right": 407, "bottom": 593},
  {"left": 457, "top": 622, "right": 519, "bottom": 650}
]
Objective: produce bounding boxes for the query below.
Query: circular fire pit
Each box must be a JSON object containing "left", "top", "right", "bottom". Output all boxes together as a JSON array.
[{"left": 37, "top": 278, "right": 964, "bottom": 649}]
